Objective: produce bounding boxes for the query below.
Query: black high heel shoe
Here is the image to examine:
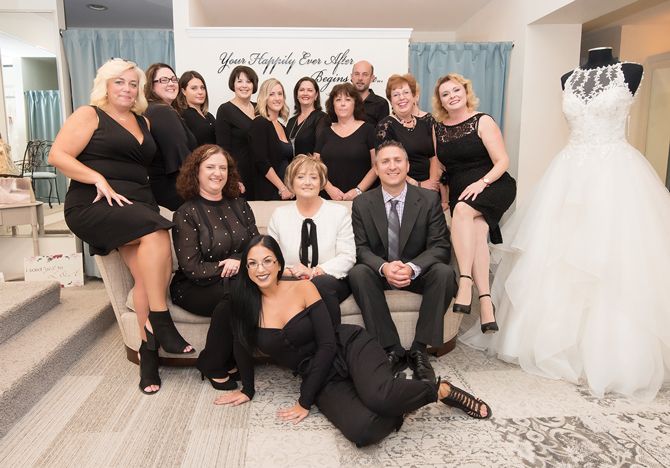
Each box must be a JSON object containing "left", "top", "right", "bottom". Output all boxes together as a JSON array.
[
  {"left": 200, "top": 372, "right": 237, "bottom": 391},
  {"left": 479, "top": 293, "right": 499, "bottom": 334},
  {"left": 440, "top": 381, "right": 492, "bottom": 419},
  {"left": 453, "top": 275, "right": 473, "bottom": 314},
  {"left": 146, "top": 310, "right": 195, "bottom": 354},
  {"left": 139, "top": 340, "right": 161, "bottom": 395}
]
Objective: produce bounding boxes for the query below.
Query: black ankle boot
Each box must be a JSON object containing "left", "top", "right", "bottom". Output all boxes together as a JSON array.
[
  {"left": 147, "top": 310, "right": 195, "bottom": 354},
  {"left": 139, "top": 340, "right": 161, "bottom": 395}
]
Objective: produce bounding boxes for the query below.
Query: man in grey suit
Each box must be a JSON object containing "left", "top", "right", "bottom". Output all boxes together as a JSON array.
[{"left": 349, "top": 140, "right": 456, "bottom": 381}]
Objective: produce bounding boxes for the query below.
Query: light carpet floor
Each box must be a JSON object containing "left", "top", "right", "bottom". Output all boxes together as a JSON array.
[{"left": 1, "top": 315, "right": 669, "bottom": 467}]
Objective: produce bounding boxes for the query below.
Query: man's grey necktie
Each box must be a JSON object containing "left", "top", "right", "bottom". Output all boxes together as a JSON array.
[{"left": 388, "top": 199, "right": 400, "bottom": 261}]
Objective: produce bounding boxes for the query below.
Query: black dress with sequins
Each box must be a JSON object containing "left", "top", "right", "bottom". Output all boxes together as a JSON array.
[{"left": 169, "top": 196, "right": 259, "bottom": 316}]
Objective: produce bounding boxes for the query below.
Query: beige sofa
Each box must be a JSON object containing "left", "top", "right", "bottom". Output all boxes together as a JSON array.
[{"left": 96, "top": 200, "right": 462, "bottom": 364}]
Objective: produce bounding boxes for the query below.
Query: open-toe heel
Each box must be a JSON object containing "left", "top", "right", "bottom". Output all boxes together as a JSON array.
[
  {"left": 440, "top": 383, "right": 492, "bottom": 419},
  {"left": 148, "top": 310, "right": 195, "bottom": 354},
  {"left": 139, "top": 340, "right": 161, "bottom": 395},
  {"left": 479, "top": 294, "right": 498, "bottom": 334},
  {"left": 453, "top": 275, "right": 473, "bottom": 314}
]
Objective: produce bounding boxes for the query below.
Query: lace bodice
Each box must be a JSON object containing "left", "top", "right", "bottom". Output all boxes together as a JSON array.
[{"left": 563, "top": 63, "right": 638, "bottom": 146}]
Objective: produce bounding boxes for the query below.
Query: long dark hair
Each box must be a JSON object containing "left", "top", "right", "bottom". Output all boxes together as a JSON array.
[
  {"left": 231, "top": 235, "right": 285, "bottom": 351},
  {"left": 325, "top": 82, "right": 365, "bottom": 122},
  {"left": 292, "top": 77, "right": 322, "bottom": 114},
  {"left": 174, "top": 70, "right": 209, "bottom": 115}
]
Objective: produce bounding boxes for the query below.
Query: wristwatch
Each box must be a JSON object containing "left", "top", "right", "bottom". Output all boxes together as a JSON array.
[
  {"left": 482, "top": 177, "right": 491, "bottom": 187},
  {"left": 355, "top": 186, "right": 362, "bottom": 195}
]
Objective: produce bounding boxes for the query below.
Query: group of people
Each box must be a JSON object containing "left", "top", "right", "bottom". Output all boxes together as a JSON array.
[{"left": 48, "top": 56, "right": 516, "bottom": 446}]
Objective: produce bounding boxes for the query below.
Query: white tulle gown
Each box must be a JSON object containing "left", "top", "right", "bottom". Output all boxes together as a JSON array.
[{"left": 460, "top": 62, "right": 670, "bottom": 400}]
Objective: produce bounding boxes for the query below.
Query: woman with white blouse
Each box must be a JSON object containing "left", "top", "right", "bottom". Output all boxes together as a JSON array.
[{"left": 267, "top": 154, "right": 355, "bottom": 324}]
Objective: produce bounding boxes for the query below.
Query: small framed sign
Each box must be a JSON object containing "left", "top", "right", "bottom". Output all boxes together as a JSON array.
[{"left": 24, "top": 253, "right": 84, "bottom": 287}]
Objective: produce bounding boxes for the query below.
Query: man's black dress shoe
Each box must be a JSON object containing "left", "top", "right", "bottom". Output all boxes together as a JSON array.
[
  {"left": 386, "top": 350, "right": 408, "bottom": 375},
  {"left": 408, "top": 350, "right": 436, "bottom": 382}
]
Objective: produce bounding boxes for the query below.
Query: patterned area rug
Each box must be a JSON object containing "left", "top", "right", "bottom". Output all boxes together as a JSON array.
[{"left": 1, "top": 321, "right": 668, "bottom": 467}]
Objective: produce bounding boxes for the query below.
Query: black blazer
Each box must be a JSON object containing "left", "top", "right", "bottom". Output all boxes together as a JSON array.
[{"left": 351, "top": 184, "right": 451, "bottom": 274}]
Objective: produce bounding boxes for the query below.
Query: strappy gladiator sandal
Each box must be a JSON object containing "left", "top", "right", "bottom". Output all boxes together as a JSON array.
[
  {"left": 146, "top": 310, "right": 195, "bottom": 354},
  {"left": 479, "top": 293, "right": 499, "bottom": 334},
  {"left": 453, "top": 274, "right": 473, "bottom": 314},
  {"left": 440, "top": 382, "right": 492, "bottom": 419}
]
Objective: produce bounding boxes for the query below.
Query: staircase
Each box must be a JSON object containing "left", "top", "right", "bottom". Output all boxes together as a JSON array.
[{"left": 0, "top": 280, "right": 114, "bottom": 438}]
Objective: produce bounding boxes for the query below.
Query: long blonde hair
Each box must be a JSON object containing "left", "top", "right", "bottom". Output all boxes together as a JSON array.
[
  {"left": 90, "top": 58, "right": 148, "bottom": 114},
  {"left": 432, "top": 73, "right": 479, "bottom": 122},
  {"left": 256, "top": 78, "right": 289, "bottom": 122}
]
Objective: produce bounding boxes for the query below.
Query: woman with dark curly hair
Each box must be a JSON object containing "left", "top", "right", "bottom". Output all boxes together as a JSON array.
[
  {"left": 314, "top": 83, "right": 376, "bottom": 201},
  {"left": 170, "top": 144, "right": 259, "bottom": 389}
]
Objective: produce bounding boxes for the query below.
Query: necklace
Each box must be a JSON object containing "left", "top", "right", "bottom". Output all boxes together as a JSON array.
[{"left": 393, "top": 112, "right": 416, "bottom": 131}]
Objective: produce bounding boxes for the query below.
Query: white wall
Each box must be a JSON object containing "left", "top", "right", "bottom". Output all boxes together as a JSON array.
[
  {"left": 455, "top": 0, "right": 639, "bottom": 203},
  {"left": 173, "top": 3, "right": 411, "bottom": 116},
  {"left": 22, "top": 57, "right": 58, "bottom": 90}
]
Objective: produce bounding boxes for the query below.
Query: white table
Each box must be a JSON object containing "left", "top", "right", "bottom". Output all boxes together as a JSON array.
[{"left": 0, "top": 201, "right": 45, "bottom": 255}]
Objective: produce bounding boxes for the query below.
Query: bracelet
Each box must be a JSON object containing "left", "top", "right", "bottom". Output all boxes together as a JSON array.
[
  {"left": 355, "top": 186, "right": 362, "bottom": 195},
  {"left": 278, "top": 187, "right": 287, "bottom": 195}
]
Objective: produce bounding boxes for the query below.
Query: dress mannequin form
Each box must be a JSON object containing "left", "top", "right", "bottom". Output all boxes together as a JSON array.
[{"left": 560, "top": 47, "right": 643, "bottom": 94}]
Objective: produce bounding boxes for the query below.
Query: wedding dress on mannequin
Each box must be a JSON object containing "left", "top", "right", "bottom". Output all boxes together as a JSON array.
[{"left": 460, "top": 60, "right": 670, "bottom": 401}]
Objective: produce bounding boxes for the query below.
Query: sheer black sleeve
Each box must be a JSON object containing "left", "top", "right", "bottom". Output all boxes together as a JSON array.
[
  {"left": 375, "top": 116, "right": 396, "bottom": 147},
  {"left": 298, "top": 300, "right": 337, "bottom": 409},
  {"left": 172, "top": 202, "right": 223, "bottom": 281}
]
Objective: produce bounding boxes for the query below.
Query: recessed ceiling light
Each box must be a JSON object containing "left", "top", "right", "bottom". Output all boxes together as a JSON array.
[{"left": 86, "top": 3, "right": 108, "bottom": 11}]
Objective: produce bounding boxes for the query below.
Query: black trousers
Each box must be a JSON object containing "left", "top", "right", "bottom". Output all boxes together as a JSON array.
[
  {"left": 348, "top": 262, "right": 456, "bottom": 349},
  {"left": 196, "top": 297, "right": 235, "bottom": 379},
  {"left": 170, "top": 277, "right": 226, "bottom": 317},
  {"left": 316, "top": 325, "right": 437, "bottom": 447},
  {"left": 311, "top": 274, "right": 351, "bottom": 326}
]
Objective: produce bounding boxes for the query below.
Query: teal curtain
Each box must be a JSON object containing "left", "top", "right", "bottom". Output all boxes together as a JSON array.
[
  {"left": 24, "top": 90, "right": 66, "bottom": 201},
  {"left": 62, "top": 28, "right": 175, "bottom": 109},
  {"left": 409, "top": 42, "right": 513, "bottom": 128},
  {"left": 62, "top": 28, "right": 174, "bottom": 276}
]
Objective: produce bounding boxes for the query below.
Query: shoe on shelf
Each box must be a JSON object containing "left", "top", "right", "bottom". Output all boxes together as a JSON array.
[
  {"left": 200, "top": 372, "right": 237, "bottom": 391},
  {"left": 386, "top": 350, "right": 408, "bottom": 376},
  {"left": 479, "top": 293, "right": 499, "bottom": 334},
  {"left": 407, "top": 350, "right": 436, "bottom": 382},
  {"left": 440, "top": 382, "right": 492, "bottom": 419},
  {"left": 453, "top": 274, "right": 473, "bottom": 314},
  {"left": 147, "top": 310, "right": 195, "bottom": 354},
  {"left": 138, "top": 340, "right": 161, "bottom": 395}
]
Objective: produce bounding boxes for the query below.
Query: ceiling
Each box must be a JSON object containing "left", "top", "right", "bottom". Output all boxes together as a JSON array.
[{"left": 63, "top": 0, "right": 492, "bottom": 31}]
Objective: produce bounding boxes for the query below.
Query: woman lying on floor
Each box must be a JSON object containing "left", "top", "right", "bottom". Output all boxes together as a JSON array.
[{"left": 213, "top": 235, "right": 492, "bottom": 447}]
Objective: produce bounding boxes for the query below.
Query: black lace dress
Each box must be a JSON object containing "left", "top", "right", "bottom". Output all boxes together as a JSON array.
[{"left": 435, "top": 113, "right": 516, "bottom": 243}]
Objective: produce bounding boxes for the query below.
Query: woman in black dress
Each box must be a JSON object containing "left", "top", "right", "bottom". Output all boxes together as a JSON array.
[
  {"left": 433, "top": 73, "right": 516, "bottom": 334},
  {"left": 377, "top": 74, "right": 440, "bottom": 191},
  {"left": 213, "top": 236, "right": 492, "bottom": 447},
  {"left": 249, "top": 78, "right": 294, "bottom": 201},
  {"left": 215, "top": 65, "right": 258, "bottom": 199},
  {"left": 285, "top": 77, "right": 328, "bottom": 157},
  {"left": 171, "top": 144, "right": 259, "bottom": 389},
  {"left": 144, "top": 63, "right": 197, "bottom": 210},
  {"left": 173, "top": 70, "right": 216, "bottom": 145},
  {"left": 314, "top": 83, "right": 376, "bottom": 201},
  {"left": 48, "top": 58, "right": 194, "bottom": 395}
]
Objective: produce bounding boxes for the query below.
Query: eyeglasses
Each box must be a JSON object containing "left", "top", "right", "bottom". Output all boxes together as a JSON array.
[
  {"left": 246, "top": 258, "right": 277, "bottom": 270},
  {"left": 153, "top": 76, "right": 178, "bottom": 84}
]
